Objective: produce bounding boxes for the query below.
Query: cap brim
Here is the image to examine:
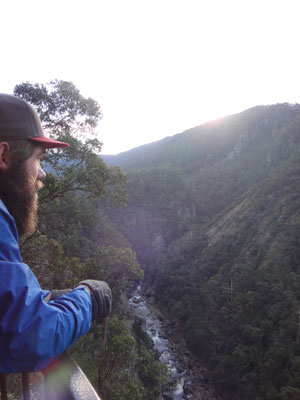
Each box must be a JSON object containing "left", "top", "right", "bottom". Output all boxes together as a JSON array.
[{"left": 28, "top": 136, "right": 70, "bottom": 149}]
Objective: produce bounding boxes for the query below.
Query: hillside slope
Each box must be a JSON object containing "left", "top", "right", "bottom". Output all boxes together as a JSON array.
[
  {"left": 105, "top": 103, "right": 300, "bottom": 265},
  {"left": 103, "top": 103, "right": 300, "bottom": 399},
  {"left": 155, "top": 154, "right": 300, "bottom": 399}
]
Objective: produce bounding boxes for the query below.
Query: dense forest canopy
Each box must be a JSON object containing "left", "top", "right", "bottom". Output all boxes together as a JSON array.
[{"left": 104, "top": 103, "right": 300, "bottom": 400}]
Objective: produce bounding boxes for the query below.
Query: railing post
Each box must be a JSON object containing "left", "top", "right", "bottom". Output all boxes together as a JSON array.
[
  {"left": 0, "top": 373, "right": 8, "bottom": 400},
  {"left": 22, "top": 373, "right": 30, "bottom": 400}
]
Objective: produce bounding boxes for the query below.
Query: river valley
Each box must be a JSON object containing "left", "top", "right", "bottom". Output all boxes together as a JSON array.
[{"left": 128, "top": 284, "right": 220, "bottom": 400}]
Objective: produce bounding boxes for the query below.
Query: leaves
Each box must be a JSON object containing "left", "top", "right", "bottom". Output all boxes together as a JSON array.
[{"left": 14, "top": 80, "right": 102, "bottom": 134}]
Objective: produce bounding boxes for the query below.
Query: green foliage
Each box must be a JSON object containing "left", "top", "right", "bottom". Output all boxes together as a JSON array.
[
  {"left": 105, "top": 104, "right": 300, "bottom": 399},
  {"left": 137, "top": 345, "right": 168, "bottom": 399},
  {"left": 153, "top": 155, "right": 300, "bottom": 399},
  {"left": 14, "top": 80, "right": 157, "bottom": 399},
  {"left": 15, "top": 82, "right": 300, "bottom": 399},
  {"left": 278, "top": 386, "right": 300, "bottom": 400},
  {"left": 17, "top": 81, "right": 128, "bottom": 276},
  {"left": 14, "top": 80, "right": 102, "bottom": 134},
  {"left": 95, "top": 245, "right": 144, "bottom": 289},
  {"left": 72, "top": 316, "right": 166, "bottom": 400},
  {"left": 98, "top": 316, "right": 137, "bottom": 383}
]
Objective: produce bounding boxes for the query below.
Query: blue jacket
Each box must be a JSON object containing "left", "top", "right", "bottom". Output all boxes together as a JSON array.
[{"left": 0, "top": 200, "right": 92, "bottom": 373}]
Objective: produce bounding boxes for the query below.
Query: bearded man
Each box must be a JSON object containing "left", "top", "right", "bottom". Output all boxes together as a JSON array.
[{"left": 0, "top": 94, "right": 111, "bottom": 373}]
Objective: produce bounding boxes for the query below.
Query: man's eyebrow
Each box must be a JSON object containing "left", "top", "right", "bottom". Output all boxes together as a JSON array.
[{"left": 37, "top": 148, "right": 46, "bottom": 158}]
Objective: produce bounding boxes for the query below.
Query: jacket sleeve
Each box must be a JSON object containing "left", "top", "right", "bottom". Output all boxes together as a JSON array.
[
  {"left": 0, "top": 202, "right": 92, "bottom": 373},
  {"left": 0, "top": 261, "right": 92, "bottom": 373}
]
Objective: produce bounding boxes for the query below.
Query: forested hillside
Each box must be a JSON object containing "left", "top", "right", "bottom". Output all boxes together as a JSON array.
[
  {"left": 104, "top": 104, "right": 300, "bottom": 400},
  {"left": 12, "top": 84, "right": 300, "bottom": 400}
]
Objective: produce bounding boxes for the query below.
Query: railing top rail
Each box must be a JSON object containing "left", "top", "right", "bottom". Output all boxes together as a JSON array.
[{"left": 1, "top": 355, "right": 101, "bottom": 400}]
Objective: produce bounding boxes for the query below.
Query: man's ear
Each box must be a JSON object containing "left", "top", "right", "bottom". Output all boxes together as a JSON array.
[{"left": 0, "top": 142, "right": 11, "bottom": 171}]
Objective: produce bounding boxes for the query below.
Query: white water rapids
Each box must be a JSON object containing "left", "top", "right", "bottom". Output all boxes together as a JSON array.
[{"left": 128, "top": 284, "right": 193, "bottom": 400}]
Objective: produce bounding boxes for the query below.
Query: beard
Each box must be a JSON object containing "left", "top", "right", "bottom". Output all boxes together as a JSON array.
[{"left": 0, "top": 161, "right": 43, "bottom": 238}]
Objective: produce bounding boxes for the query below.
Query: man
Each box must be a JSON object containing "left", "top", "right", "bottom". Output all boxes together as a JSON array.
[{"left": 0, "top": 93, "right": 111, "bottom": 373}]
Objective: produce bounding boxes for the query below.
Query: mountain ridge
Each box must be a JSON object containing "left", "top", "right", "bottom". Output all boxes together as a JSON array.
[
  {"left": 104, "top": 103, "right": 300, "bottom": 400},
  {"left": 101, "top": 103, "right": 300, "bottom": 172}
]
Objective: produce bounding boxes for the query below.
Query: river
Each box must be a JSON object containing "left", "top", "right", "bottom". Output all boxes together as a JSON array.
[{"left": 128, "top": 284, "right": 220, "bottom": 400}]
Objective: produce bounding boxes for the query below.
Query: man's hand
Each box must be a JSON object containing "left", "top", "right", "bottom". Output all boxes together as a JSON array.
[{"left": 76, "top": 280, "right": 112, "bottom": 322}]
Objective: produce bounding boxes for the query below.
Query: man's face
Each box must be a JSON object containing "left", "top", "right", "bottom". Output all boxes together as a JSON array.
[
  {"left": 23, "top": 146, "right": 46, "bottom": 185},
  {"left": 0, "top": 144, "right": 46, "bottom": 237}
]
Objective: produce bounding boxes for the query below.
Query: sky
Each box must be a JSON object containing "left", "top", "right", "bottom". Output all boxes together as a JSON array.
[{"left": 1, "top": 0, "right": 300, "bottom": 154}]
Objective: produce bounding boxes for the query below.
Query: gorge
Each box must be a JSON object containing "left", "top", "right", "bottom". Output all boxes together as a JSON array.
[
  {"left": 18, "top": 83, "right": 300, "bottom": 400},
  {"left": 128, "top": 283, "right": 220, "bottom": 400},
  {"left": 103, "top": 103, "right": 300, "bottom": 400}
]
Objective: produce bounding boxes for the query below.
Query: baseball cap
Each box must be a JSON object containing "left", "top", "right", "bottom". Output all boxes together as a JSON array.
[{"left": 0, "top": 93, "right": 69, "bottom": 148}]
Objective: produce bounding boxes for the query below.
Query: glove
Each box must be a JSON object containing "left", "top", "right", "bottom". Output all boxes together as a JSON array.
[
  {"left": 76, "top": 280, "right": 112, "bottom": 322},
  {"left": 49, "top": 289, "right": 72, "bottom": 301}
]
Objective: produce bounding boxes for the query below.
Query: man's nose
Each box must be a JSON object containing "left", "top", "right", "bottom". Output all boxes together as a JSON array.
[{"left": 38, "top": 167, "right": 46, "bottom": 180}]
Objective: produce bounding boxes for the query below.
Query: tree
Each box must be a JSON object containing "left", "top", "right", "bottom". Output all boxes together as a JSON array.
[
  {"left": 95, "top": 245, "right": 144, "bottom": 290},
  {"left": 13, "top": 81, "right": 137, "bottom": 399},
  {"left": 14, "top": 81, "right": 127, "bottom": 258},
  {"left": 14, "top": 80, "right": 102, "bottom": 136}
]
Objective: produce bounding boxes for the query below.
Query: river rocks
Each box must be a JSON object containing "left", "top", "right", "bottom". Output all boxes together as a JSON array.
[
  {"left": 160, "top": 332, "right": 169, "bottom": 340},
  {"left": 128, "top": 284, "right": 220, "bottom": 400},
  {"left": 177, "top": 369, "right": 186, "bottom": 377},
  {"left": 183, "top": 381, "right": 193, "bottom": 396},
  {"left": 131, "top": 296, "right": 142, "bottom": 303}
]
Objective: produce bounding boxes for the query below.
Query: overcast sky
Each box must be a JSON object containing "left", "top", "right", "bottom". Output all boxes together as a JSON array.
[{"left": 1, "top": 0, "right": 300, "bottom": 154}]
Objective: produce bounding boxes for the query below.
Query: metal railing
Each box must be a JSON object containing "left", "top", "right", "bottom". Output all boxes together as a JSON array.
[{"left": 0, "top": 355, "right": 101, "bottom": 400}]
